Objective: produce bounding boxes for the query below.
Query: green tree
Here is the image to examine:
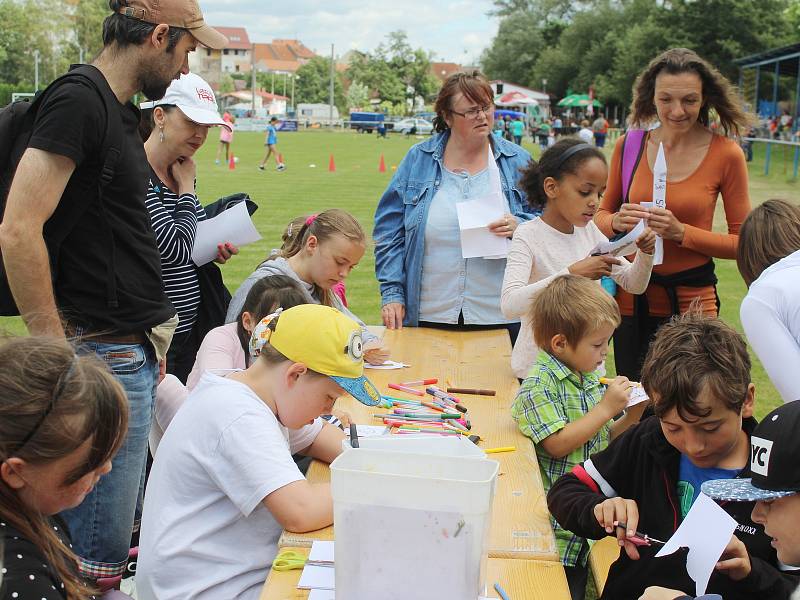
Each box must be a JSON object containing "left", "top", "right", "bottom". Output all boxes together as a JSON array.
[
  {"left": 294, "top": 56, "right": 345, "bottom": 110},
  {"left": 345, "top": 81, "right": 369, "bottom": 110},
  {"left": 74, "top": 0, "right": 107, "bottom": 62}
]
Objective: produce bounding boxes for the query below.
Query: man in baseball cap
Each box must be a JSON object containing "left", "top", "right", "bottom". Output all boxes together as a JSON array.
[{"left": 703, "top": 401, "right": 800, "bottom": 568}]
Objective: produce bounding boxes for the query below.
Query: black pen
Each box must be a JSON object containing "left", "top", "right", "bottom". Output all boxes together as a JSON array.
[{"left": 349, "top": 423, "right": 359, "bottom": 448}]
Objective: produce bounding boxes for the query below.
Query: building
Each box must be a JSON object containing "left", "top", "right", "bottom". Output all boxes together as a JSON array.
[
  {"left": 430, "top": 62, "right": 463, "bottom": 83},
  {"left": 490, "top": 80, "right": 550, "bottom": 118},
  {"left": 219, "top": 90, "right": 288, "bottom": 116},
  {"left": 253, "top": 39, "right": 316, "bottom": 74},
  {"left": 188, "top": 26, "right": 251, "bottom": 89}
]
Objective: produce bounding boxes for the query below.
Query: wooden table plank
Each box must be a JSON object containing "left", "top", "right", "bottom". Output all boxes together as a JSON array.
[
  {"left": 279, "top": 327, "right": 557, "bottom": 561},
  {"left": 259, "top": 547, "right": 570, "bottom": 600}
]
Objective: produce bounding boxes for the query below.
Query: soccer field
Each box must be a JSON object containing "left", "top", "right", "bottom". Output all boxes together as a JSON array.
[{"left": 4, "top": 129, "right": 795, "bottom": 418}]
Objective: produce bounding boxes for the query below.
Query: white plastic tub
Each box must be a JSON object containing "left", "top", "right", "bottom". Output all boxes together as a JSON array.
[{"left": 330, "top": 448, "right": 499, "bottom": 600}]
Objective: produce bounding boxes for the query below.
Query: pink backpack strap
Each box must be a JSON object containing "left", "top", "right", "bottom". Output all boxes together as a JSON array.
[{"left": 620, "top": 129, "right": 646, "bottom": 203}]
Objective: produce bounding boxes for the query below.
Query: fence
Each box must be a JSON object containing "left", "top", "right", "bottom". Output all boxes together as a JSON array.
[{"left": 743, "top": 136, "right": 800, "bottom": 179}]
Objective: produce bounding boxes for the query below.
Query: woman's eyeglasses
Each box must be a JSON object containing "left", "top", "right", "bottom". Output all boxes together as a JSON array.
[{"left": 450, "top": 105, "right": 494, "bottom": 120}]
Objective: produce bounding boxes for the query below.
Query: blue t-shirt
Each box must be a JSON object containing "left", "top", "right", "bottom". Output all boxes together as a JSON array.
[
  {"left": 677, "top": 454, "right": 741, "bottom": 518},
  {"left": 266, "top": 125, "right": 277, "bottom": 145}
]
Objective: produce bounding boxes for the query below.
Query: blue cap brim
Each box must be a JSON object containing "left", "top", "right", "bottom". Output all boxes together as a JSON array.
[
  {"left": 330, "top": 374, "right": 382, "bottom": 406},
  {"left": 701, "top": 478, "right": 799, "bottom": 502}
]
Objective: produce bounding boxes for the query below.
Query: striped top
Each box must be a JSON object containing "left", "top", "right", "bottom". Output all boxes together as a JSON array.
[{"left": 145, "top": 176, "right": 206, "bottom": 335}]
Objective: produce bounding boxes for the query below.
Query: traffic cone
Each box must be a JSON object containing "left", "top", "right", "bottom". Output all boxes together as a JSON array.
[
  {"left": 378, "top": 154, "right": 386, "bottom": 173},
  {"left": 228, "top": 152, "right": 235, "bottom": 171},
  {"left": 328, "top": 154, "right": 336, "bottom": 172}
]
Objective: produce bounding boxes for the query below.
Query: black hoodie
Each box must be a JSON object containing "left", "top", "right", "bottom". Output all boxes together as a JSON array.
[{"left": 547, "top": 416, "right": 800, "bottom": 600}]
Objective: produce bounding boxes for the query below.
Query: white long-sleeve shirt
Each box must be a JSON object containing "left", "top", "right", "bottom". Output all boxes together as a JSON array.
[
  {"left": 501, "top": 217, "right": 654, "bottom": 379},
  {"left": 740, "top": 249, "right": 800, "bottom": 404}
]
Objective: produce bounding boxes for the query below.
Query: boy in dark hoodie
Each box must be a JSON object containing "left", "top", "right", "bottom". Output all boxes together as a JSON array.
[{"left": 547, "top": 313, "right": 800, "bottom": 600}]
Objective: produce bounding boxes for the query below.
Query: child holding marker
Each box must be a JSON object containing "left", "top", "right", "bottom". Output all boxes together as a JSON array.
[
  {"left": 512, "top": 275, "right": 640, "bottom": 600},
  {"left": 137, "top": 305, "right": 382, "bottom": 600},
  {"left": 227, "top": 209, "right": 389, "bottom": 364},
  {"left": 501, "top": 138, "right": 655, "bottom": 379},
  {"left": 547, "top": 312, "right": 800, "bottom": 600}
]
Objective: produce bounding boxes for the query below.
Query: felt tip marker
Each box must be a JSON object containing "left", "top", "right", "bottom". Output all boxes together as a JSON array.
[
  {"left": 400, "top": 378, "right": 438, "bottom": 386},
  {"left": 484, "top": 446, "right": 516, "bottom": 454},
  {"left": 388, "top": 383, "right": 425, "bottom": 396},
  {"left": 599, "top": 377, "right": 641, "bottom": 387}
]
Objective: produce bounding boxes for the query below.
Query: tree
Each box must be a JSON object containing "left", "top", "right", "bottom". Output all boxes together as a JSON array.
[
  {"left": 294, "top": 56, "right": 345, "bottom": 110},
  {"left": 218, "top": 73, "right": 235, "bottom": 94},
  {"left": 345, "top": 81, "right": 369, "bottom": 110},
  {"left": 74, "top": 0, "right": 107, "bottom": 62}
]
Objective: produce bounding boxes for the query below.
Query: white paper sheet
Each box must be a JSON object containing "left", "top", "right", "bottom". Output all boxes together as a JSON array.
[
  {"left": 364, "top": 360, "right": 410, "bottom": 370},
  {"left": 655, "top": 493, "right": 737, "bottom": 596},
  {"left": 308, "top": 590, "right": 336, "bottom": 600},
  {"left": 191, "top": 201, "right": 262, "bottom": 266},
  {"left": 590, "top": 218, "right": 646, "bottom": 258},
  {"left": 297, "top": 564, "right": 336, "bottom": 590},
  {"left": 455, "top": 145, "right": 511, "bottom": 259},
  {"left": 355, "top": 425, "right": 390, "bottom": 438},
  {"left": 627, "top": 384, "right": 649, "bottom": 408},
  {"left": 308, "top": 540, "right": 335, "bottom": 565},
  {"left": 640, "top": 202, "right": 664, "bottom": 265}
]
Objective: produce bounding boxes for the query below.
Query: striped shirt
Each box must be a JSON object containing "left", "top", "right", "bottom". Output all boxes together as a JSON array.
[
  {"left": 511, "top": 350, "right": 610, "bottom": 568},
  {"left": 145, "top": 177, "right": 206, "bottom": 335}
]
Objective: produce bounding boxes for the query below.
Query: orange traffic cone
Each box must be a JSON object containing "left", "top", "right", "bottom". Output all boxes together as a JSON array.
[
  {"left": 228, "top": 152, "right": 235, "bottom": 170},
  {"left": 328, "top": 154, "right": 336, "bottom": 172},
  {"left": 378, "top": 154, "right": 386, "bottom": 173}
]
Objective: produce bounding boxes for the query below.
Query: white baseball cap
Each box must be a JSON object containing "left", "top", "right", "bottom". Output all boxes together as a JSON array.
[{"left": 140, "top": 72, "right": 232, "bottom": 131}]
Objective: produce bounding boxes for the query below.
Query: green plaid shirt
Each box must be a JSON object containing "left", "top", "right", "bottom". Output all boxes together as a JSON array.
[{"left": 511, "top": 350, "right": 611, "bottom": 567}]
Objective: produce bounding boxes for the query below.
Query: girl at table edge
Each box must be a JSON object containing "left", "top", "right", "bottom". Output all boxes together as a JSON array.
[
  {"left": 736, "top": 199, "right": 800, "bottom": 404},
  {"left": 0, "top": 337, "right": 128, "bottom": 600},
  {"left": 593, "top": 47, "right": 752, "bottom": 380},
  {"left": 374, "top": 70, "right": 534, "bottom": 340}
]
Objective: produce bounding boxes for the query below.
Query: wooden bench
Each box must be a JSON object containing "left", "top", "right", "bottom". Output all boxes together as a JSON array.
[{"left": 589, "top": 536, "right": 620, "bottom": 595}]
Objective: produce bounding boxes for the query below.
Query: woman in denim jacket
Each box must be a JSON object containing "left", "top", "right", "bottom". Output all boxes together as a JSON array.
[{"left": 374, "top": 71, "right": 534, "bottom": 343}]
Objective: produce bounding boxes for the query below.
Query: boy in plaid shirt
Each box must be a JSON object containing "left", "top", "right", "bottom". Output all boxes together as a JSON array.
[{"left": 511, "top": 275, "right": 644, "bottom": 600}]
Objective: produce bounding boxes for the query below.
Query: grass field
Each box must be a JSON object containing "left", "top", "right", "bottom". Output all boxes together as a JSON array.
[{"left": 4, "top": 129, "right": 797, "bottom": 420}]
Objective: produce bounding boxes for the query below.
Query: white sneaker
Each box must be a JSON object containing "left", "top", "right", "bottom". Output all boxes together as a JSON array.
[{"left": 277, "top": 163, "right": 286, "bottom": 172}]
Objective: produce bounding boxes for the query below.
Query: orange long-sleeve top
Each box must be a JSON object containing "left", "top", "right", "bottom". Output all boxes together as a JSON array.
[{"left": 595, "top": 132, "right": 751, "bottom": 317}]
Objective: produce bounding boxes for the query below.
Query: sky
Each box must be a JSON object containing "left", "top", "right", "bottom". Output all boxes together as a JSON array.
[{"left": 199, "top": 0, "right": 499, "bottom": 64}]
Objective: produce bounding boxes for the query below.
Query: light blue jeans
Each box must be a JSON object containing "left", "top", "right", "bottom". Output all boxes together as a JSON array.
[{"left": 60, "top": 341, "right": 157, "bottom": 579}]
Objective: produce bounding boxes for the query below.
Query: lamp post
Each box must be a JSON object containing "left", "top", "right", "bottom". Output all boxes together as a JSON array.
[
  {"left": 542, "top": 78, "right": 547, "bottom": 95},
  {"left": 291, "top": 74, "right": 299, "bottom": 112},
  {"left": 34, "top": 50, "right": 40, "bottom": 92}
]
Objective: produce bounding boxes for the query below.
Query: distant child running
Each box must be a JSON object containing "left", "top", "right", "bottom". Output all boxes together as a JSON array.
[
  {"left": 501, "top": 138, "right": 655, "bottom": 379},
  {"left": 512, "top": 275, "right": 641, "bottom": 600},
  {"left": 259, "top": 116, "right": 285, "bottom": 171},
  {"left": 137, "top": 304, "right": 382, "bottom": 599}
]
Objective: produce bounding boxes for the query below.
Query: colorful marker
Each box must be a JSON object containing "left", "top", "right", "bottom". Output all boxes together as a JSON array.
[
  {"left": 484, "top": 446, "right": 516, "bottom": 454},
  {"left": 400, "top": 378, "right": 438, "bottom": 386},
  {"left": 447, "top": 387, "right": 496, "bottom": 396},
  {"left": 388, "top": 383, "right": 425, "bottom": 396}
]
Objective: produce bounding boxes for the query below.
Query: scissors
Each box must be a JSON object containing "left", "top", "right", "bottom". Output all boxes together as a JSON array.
[
  {"left": 615, "top": 522, "right": 666, "bottom": 547},
  {"left": 272, "top": 550, "right": 307, "bottom": 571}
]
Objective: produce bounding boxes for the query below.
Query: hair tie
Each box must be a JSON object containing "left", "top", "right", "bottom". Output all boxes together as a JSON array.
[
  {"left": 305, "top": 214, "right": 318, "bottom": 227},
  {"left": 554, "top": 143, "right": 594, "bottom": 169},
  {"left": 249, "top": 309, "right": 283, "bottom": 358}
]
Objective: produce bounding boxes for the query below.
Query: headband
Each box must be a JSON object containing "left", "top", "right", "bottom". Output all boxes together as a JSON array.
[
  {"left": 305, "top": 214, "right": 318, "bottom": 227},
  {"left": 554, "top": 143, "right": 595, "bottom": 169},
  {"left": 11, "top": 355, "right": 79, "bottom": 455},
  {"left": 249, "top": 309, "right": 283, "bottom": 358}
]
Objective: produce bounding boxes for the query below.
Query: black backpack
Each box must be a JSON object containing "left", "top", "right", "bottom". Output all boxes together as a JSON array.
[{"left": 0, "top": 64, "right": 123, "bottom": 316}]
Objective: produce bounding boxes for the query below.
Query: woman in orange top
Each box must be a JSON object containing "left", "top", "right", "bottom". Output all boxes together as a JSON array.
[{"left": 594, "top": 48, "right": 752, "bottom": 379}]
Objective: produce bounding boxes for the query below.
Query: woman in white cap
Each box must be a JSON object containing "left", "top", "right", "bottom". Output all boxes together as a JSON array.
[{"left": 142, "top": 72, "right": 239, "bottom": 382}]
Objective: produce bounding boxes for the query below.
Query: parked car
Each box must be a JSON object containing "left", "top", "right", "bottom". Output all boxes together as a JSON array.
[
  {"left": 350, "top": 111, "right": 385, "bottom": 133},
  {"left": 393, "top": 117, "right": 434, "bottom": 135}
]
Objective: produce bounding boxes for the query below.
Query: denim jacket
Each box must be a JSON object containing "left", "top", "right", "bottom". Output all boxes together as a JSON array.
[{"left": 373, "top": 130, "right": 534, "bottom": 326}]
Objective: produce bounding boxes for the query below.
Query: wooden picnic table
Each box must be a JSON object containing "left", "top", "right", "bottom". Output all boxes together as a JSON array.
[
  {"left": 258, "top": 546, "right": 570, "bottom": 600},
  {"left": 278, "top": 326, "right": 558, "bottom": 561}
]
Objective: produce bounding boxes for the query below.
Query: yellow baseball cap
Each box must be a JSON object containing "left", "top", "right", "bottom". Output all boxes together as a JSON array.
[{"left": 249, "top": 305, "right": 381, "bottom": 406}]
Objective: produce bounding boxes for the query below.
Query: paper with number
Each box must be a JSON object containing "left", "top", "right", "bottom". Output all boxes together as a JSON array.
[
  {"left": 644, "top": 141, "right": 667, "bottom": 265},
  {"left": 590, "top": 219, "right": 645, "bottom": 258},
  {"left": 627, "top": 384, "right": 649, "bottom": 408},
  {"left": 191, "top": 201, "right": 261, "bottom": 266},
  {"left": 455, "top": 145, "right": 510, "bottom": 259},
  {"left": 655, "top": 493, "right": 737, "bottom": 596}
]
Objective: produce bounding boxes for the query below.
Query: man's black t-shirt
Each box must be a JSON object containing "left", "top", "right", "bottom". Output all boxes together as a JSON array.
[{"left": 26, "top": 69, "right": 174, "bottom": 333}]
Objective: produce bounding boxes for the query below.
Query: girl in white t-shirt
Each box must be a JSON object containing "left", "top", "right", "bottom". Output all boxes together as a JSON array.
[
  {"left": 737, "top": 199, "right": 800, "bottom": 403},
  {"left": 501, "top": 138, "right": 656, "bottom": 379},
  {"left": 138, "top": 305, "right": 382, "bottom": 600}
]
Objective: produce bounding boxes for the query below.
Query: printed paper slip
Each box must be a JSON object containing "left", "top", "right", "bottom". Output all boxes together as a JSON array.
[
  {"left": 191, "top": 201, "right": 261, "bottom": 266},
  {"left": 590, "top": 219, "right": 645, "bottom": 258}
]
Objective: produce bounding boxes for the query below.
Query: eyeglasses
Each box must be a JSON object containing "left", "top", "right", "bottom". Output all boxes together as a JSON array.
[{"left": 450, "top": 104, "right": 494, "bottom": 120}]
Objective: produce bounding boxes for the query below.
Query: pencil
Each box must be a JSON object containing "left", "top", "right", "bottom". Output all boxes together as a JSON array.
[
  {"left": 484, "top": 446, "right": 516, "bottom": 454},
  {"left": 599, "top": 377, "right": 641, "bottom": 386},
  {"left": 446, "top": 387, "right": 496, "bottom": 396}
]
